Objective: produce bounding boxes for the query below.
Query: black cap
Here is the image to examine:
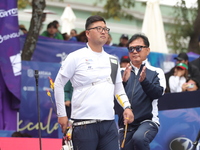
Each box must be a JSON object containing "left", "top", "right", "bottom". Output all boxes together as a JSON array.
[
  {"left": 174, "top": 52, "right": 188, "bottom": 61},
  {"left": 120, "top": 55, "right": 130, "bottom": 63},
  {"left": 120, "top": 34, "right": 129, "bottom": 40}
]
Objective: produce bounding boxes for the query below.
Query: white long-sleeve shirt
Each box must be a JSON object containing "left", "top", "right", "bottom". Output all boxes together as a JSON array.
[
  {"left": 169, "top": 76, "right": 186, "bottom": 93},
  {"left": 54, "top": 44, "right": 130, "bottom": 119}
]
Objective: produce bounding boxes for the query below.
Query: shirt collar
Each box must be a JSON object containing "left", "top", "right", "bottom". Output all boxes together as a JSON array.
[
  {"left": 86, "top": 43, "right": 104, "bottom": 53},
  {"left": 130, "top": 59, "right": 147, "bottom": 69},
  {"left": 130, "top": 59, "right": 148, "bottom": 75}
]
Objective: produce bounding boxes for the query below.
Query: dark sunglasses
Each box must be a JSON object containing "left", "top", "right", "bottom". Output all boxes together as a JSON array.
[{"left": 128, "top": 46, "right": 148, "bottom": 53}]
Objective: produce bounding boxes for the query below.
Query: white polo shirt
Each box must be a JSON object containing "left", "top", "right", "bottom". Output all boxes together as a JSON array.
[{"left": 54, "top": 44, "right": 130, "bottom": 119}]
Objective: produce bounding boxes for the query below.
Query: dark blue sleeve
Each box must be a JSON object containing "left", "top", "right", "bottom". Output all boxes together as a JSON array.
[{"left": 140, "top": 73, "right": 163, "bottom": 100}]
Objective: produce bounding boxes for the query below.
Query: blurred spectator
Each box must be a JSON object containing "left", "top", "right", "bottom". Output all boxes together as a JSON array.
[
  {"left": 22, "top": 133, "right": 32, "bottom": 137},
  {"left": 118, "top": 34, "right": 129, "bottom": 47},
  {"left": 11, "top": 131, "right": 23, "bottom": 137},
  {"left": 165, "top": 52, "right": 200, "bottom": 93},
  {"left": 19, "top": 24, "right": 28, "bottom": 35},
  {"left": 11, "top": 131, "right": 32, "bottom": 137},
  {"left": 120, "top": 55, "right": 130, "bottom": 68},
  {"left": 190, "top": 57, "right": 200, "bottom": 71},
  {"left": 41, "top": 13, "right": 47, "bottom": 22},
  {"left": 70, "top": 29, "right": 77, "bottom": 37},
  {"left": 40, "top": 13, "right": 47, "bottom": 32},
  {"left": 52, "top": 20, "right": 60, "bottom": 28},
  {"left": 62, "top": 32, "right": 70, "bottom": 41},
  {"left": 41, "top": 22, "right": 64, "bottom": 40},
  {"left": 169, "top": 63, "right": 188, "bottom": 93},
  {"left": 105, "top": 34, "right": 117, "bottom": 46},
  {"left": 64, "top": 81, "right": 73, "bottom": 118},
  {"left": 182, "top": 78, "right": 199, "bottom": 92},
  {"left": 69, "top": 30, "right": 87, "bottom": 42},
  {"left": 52, "top": 20, "right": 61, "bottom": 33}
]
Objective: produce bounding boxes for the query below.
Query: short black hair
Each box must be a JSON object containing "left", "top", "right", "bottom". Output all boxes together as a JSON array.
[
  {"left": 52, "top": 20, "right": 59, "bottom": 24},
  {"left": 71, "top": 29, "right": 77, "bottom": 34},
  {"left": 85, "top": 15, "right": 106, "bottom": 30},
  {"left": 47, "top": 22, "right": 57, "bottom": 29},
  {"left": 127, "top": 33, "right": 150, "bottom": 48},
  {"left": 52, "top": 20, "right": 59, "bottom": 27}
]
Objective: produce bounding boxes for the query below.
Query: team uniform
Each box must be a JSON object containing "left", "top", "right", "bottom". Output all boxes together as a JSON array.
[
  {"left": 116, "top": 59, "right": 166, "bottom": 150},
  {"left": 54, "top": 43, "right": 131, "bottom": 150}
]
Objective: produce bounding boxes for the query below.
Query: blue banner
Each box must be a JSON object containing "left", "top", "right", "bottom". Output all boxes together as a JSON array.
[
  {"left": 19, "top": 61, "right": 61, "bottom": 138},
  {"left": 20, "top": 36, "right": 199, "bottom": 74},
  {"left": 151, "top": 107, "right": 200, "bottom": 150},
  {"left": 20, "top": 36, "right": 129, "bottom": 64},
  {"left": 0, "top": 0, "right": 21, "bottom": 130}
]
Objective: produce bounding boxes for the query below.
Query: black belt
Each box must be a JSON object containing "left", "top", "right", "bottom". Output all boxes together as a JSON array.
[{"left": 72, "top": 119, "right": 104, "bottom": 126}]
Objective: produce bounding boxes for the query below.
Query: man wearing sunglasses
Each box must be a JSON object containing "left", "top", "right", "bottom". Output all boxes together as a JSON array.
[
  {"left": 54, "top": 15, "right": 134, "bottom": 150},
  {"left": 116, "top": 33, "right": 166, "bottom": 150}
]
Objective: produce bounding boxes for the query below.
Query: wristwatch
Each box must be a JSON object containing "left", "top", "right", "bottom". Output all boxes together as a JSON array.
[{"left": 124, "top": 106, "right": 132, "bottom": 110}]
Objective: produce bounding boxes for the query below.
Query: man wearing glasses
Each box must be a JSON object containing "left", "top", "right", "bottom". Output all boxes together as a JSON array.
[
  {"left": 54, "top": 15, "right": 134, "bottom": 150},
  {"left": 116, "top": 34, "right": 166, "bottom": 150}
]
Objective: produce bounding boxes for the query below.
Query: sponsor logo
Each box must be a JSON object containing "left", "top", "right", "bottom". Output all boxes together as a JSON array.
[
  {"left": 85, "top": 58, "right": 93, "bottom": 65},
  {"left": 27, "top": 69, "right": 34, "bottom": 78},
  {"left": 27, "top": 69, "right": 51, "bottom": 78},
  {"left": 85, "top": 59, "right": 93, "bottom": 62},
  {"left": 87, "top": 66, "right": 93, "bottom": 70},
  {"left": 0, "top": 31, "right": 21, "bottom": 43},
  {"left": 0, "top": 8, "right": 18, "bottom": 18},
  {"left": 23, "top": 86, "right": 35, "bottom": 91},
  {"left": 56, "top": 52, "right": 68, "bottom": 63},
  {"left": 169, "top": 137, "right": 194, "bottom": 150}
]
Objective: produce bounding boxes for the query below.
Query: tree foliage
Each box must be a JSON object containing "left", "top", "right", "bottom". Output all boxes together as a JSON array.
[
  {"left": 94, "top": 0, "right": 200, "bottom": 54},
  {"left": 188, "top": 0, "right": 200, "bottom": 54},
  {"left": 18, "top": 0, "right": 200, "bottom": 54},
  {"left": 18, "top": 0, "right": 30, "bottom": 9},
  {"left": 94, "top": 0, "right": 135, "bottom": 20},
  {"left": 167, "top": 0, "right": 200, "bottom": 54}
]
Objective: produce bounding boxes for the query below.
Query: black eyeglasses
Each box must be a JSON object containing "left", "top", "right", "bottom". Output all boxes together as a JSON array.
[
  {"left": 128, "top": 46, "right": 148, "bottom": 53},
  {"left": 87, "top": 26, "right": 110, "bottom": 33}
]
